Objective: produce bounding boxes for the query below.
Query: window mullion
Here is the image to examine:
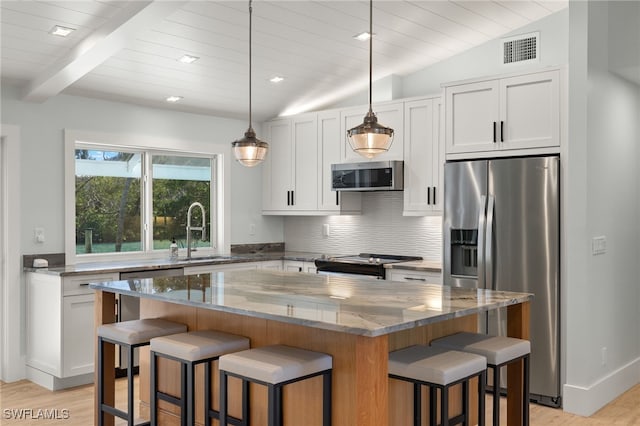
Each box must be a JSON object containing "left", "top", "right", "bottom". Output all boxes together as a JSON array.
[{"left": 143, "top": 153, "right": 153, "bottom": 252}]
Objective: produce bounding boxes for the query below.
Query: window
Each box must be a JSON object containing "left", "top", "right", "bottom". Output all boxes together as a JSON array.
[{"left": 65, "top": 130, "right": 227, "bottom": 262}]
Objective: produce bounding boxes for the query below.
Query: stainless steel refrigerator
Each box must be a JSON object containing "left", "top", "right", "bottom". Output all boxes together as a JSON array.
[{"left": 443, "top": 155, "right": 560, "bottom": 407}]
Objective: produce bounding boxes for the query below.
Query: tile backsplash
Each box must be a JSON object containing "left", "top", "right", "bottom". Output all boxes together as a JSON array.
[{"left": 284, "top": 192, "right": 442, "bottom": 261}]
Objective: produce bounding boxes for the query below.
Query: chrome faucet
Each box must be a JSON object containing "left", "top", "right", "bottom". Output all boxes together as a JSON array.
[{"left": 186, "top": 202, "right": 206, "bottom": 259}]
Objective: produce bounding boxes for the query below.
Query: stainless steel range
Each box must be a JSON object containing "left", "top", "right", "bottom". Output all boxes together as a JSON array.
[{"left": 314, "top": 253, "right": 423, "bottom": 279}]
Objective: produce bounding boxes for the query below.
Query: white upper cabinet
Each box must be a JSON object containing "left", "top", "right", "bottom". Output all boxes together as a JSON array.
[
  {"left": 262, "top": 114, "right": 319, "bottom": 214},
  {"left": 445, "top": 69, "right": 560, "bottom": 157},
  {"left": 317, "top": 110, "right": 362, "bottom": 214},
  {"left": 291, "top": 114, "right": 319, "bottom": 211},
  {"left": 499, "top": 71, "right": 560, "bottom": 150},
  {"left": 340, "top": 101, "right": 404, "bottom": 162},
  {"left": 403, "top": 96, "right": 444, "bottom": 215},
  {"left": 263, "top": 118, "right": 293, "bottom": 211},
  {"left": 445, "top": 80, "right": 500, "bottom": 154}
]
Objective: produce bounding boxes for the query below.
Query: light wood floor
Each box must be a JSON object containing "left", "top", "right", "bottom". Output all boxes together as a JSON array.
[{"left": 2, "top": 378, "right": 640, "bottom": 425}]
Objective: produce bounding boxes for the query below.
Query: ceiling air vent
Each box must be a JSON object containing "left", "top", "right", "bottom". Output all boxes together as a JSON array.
[{"left": 501, "top": 32, "right": 539, "bottom": 65}]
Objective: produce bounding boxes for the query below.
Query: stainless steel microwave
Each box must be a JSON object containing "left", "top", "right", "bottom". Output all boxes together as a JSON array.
[{"left": 331, "top": 160, "right": 404, "bottom": 191}]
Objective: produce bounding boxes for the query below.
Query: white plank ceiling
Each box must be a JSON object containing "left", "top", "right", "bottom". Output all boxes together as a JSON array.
[{"left": 1, "top": 0, "right": 568, "bottom": 121}]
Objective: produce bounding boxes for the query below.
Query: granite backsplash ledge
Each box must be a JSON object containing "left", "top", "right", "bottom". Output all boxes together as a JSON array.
[{"left": 230, "top": 242, "right": 285, "bottom": 254}]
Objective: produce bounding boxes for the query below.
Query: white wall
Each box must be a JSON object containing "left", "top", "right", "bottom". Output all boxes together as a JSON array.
[
  {"left": 284, "top": 192, "right": 441, "bottom": 261},
  {"left": 563, "top": 0, "right": 640, "bottom": 416}
]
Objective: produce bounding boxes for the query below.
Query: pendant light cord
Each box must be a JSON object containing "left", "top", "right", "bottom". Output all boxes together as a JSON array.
[
  {"left": 249, "top": 0, "right": 253, "bottom": 130},
  {"left": 368, "top": 0, "right": 373, "bottom": 114}
]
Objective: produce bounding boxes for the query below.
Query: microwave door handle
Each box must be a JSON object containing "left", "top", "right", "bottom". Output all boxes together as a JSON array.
[
  {"left": 485, "top": 195, "right": 495, "bottom": 290},
  {"left": 477, "top": 195, "right": 487, "bottom": 290}
]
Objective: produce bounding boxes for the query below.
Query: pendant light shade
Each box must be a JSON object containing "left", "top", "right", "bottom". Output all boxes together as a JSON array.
[
  {"left": 347, "top": 0, "right": 393, "bottom": 159},
  {"left": 232, "top": 0, "right": 268, "bottom": 167}
]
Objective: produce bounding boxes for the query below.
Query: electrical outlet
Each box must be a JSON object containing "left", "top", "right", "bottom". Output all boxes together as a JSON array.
[
  {"left": 592, "top": 236, "right": 606, "bottom": 255},
  {"left": 34, "top": 227, "right": 45, "bottom": 243},
  {"left": 323, "top": 224, "right": 330, "bottom": 237},
  {"left": 249, "top": 224, "right": 256, "bottom": 235},
  {"left": 601, "top": 347, "right": 607, "bottom": 366}
]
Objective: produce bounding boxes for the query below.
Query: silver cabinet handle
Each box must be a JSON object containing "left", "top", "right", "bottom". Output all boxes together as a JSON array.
[{"left": 404, "top": 277, "right": 426, "bottom": 281}]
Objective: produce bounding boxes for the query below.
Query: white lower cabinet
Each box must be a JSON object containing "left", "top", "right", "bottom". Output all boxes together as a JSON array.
[
  {"left": 283, "top": 260, "right": 317, "bottom": 274},
  {"left": 386, "top": 269, "right": 442, "bottom": 285},
  {"left": 26, "top": 271, "right": 120, "bottom": 390},
  {"left": 184, "top": 260, "right": 283, "bottom": 275}
]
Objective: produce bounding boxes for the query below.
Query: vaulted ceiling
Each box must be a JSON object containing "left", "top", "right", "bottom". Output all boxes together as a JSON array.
[{"left": 1, "top": 1, "right": 568, "bottom": 121}]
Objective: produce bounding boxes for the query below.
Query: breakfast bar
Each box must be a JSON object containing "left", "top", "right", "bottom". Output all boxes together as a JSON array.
[{"left": 91, "top": 269, "right": 531, "bottom": 426}]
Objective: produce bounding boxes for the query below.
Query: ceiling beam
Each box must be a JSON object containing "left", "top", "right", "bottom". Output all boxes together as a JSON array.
[{"left": 22, "top": 1, "right": 187, "bottom": 102}]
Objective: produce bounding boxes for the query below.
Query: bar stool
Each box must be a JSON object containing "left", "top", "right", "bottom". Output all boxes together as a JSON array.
[
  {"left": 218, "top": 345, "right": 333, "bottom": 426},
  {"left": 97, "top": 318, "right": 187, "bottom": 426},
  {"left": 388, "top": 345, "right": 487, "bottom": 426},
  {"left": 430, "top": 332, "right": 531, "bottom": 426},
  {"left": 149, "top": 330, "right": 250, "bottom": 426}
]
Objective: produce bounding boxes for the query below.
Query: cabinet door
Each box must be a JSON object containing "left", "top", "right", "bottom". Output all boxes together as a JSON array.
[
  {"left": 499, "top": 70, "right": 560, "bottom": 150},
  {"left": 62, "top": 293, "right": 95, "bottom": 377},
  {"left": 340, "top": 102, "right": 404, "bottom": 162},
  {"left": 291, "top": 114, "right": 318, "bottom": 211},
  {"left": 263, "top": 119, "right": 292, "bottom": 210},
  {"left": 318, "top": 110, "right": 362, "bottom": 213},
  {"left": 318, "top": 111, "right": 342, "bottom": 210},
  {"left": 403, "top": 98, "right": 435, "bottom": 213},
  {"left": 445, "top": 80, "right": 500, "bottom": 154}
]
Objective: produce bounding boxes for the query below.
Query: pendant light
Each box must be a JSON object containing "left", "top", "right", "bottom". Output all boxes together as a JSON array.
[
  {"left": 347, "top": 0, "right": 394, "bottom": 159},
  {"left": 232, "top": 0, "right": 268, "bottom": 167}
]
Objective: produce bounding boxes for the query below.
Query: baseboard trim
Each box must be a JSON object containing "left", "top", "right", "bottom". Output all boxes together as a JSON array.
[
  {"left": 563, "top": 357, "right": 640, "bottom": 416},
  {"left": 26, "top": 366, "right": 93, "bottom": 391}
]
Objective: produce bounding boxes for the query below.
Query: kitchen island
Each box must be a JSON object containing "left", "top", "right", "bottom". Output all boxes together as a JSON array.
[{"left": 91, "top": 269, "right": 531, "bottom": 426}]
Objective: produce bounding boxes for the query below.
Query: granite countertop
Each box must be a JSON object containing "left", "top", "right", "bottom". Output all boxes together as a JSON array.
[
  {"left": 24, "top": 251, "right": 441, "bottom": 276},
  {"left": 24, "top": 251, "right": 331, "bottom": 277},
  {"left": 90, "top": 269, "right": 531, "bottom": 337}
]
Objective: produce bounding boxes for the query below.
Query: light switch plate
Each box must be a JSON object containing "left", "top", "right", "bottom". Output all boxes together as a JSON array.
[
  {"left": 34, "top": 227, "right": 45, "bottom": 243},
  {"left": 592, "top": 236, "right": 606, "bottom": 255}
]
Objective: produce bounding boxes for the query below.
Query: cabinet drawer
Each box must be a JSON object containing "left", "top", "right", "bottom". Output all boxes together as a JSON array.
[
  {"left": 63, "top": 273, "right": 120, "bottom": 296},
  {"left": 387, "top": 270, "right": 442, "bottom": 285}
]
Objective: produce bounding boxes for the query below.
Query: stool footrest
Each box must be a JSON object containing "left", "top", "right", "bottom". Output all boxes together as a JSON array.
[
  {"left": 157, "top": 391, "right": 182, "bottom": 406},
  {"left": 101, "top": 404, "right": 128, "bottom": 420}
]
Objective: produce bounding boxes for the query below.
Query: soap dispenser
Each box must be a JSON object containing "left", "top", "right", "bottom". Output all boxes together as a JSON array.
[{"left": 170, "top": 238, "right": 178, "bottom": 260}]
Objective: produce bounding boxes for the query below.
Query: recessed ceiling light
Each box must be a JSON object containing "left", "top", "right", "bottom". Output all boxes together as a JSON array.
[
  {"left": 165, "top": 96, "right": 183, "bottom": 103},
  {"left": 269, "top": 76, "right": 285, "bottom": 83},
  {"left": 49, "top": 25, "right": 76, "bottom": 37},
  {"left": 178, "top": 54, "right": 199, "bottom": 64},
  {"left": 353, "top": 32, "right": 374, "bottom": 41}
]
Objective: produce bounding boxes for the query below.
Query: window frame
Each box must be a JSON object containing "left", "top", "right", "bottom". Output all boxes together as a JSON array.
[{"left": 64, "top": 129, "right": 230, "bottom": 264}]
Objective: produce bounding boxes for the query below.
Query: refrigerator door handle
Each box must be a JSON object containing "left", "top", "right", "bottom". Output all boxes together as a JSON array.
[
  {"left": 486, "top": 195, "right": 495, "bottom": 290},
  {"left": 477, "top": 195, "right": 487, "bottom": 290}
]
